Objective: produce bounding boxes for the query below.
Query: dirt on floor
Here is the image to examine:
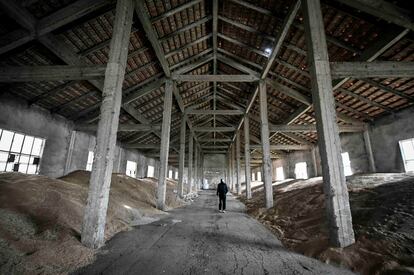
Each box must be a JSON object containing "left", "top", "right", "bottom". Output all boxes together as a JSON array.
[
  {"left": 240, "top": 173, "right": 414, "bottom": 275},
  {"left": 0, "top": 171, "right": 184, "bottom": 275}
]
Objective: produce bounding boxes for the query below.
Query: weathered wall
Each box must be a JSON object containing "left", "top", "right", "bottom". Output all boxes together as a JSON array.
[
  {"left": 203, "top": 154, "right": 226, "bottom": 187},
  {"left": 0, "top": 94, "right": 72, "bottom": 178},
  {"left": 0, "top": 93, "right": 163, "bottom": 179},
  {"left": 370, "top": 106, "right": 414, "bottom": 172}
]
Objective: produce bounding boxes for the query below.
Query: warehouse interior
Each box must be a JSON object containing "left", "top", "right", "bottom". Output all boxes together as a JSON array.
[{"left": 0, "top": 0, "right": 414, "bottom": 274}]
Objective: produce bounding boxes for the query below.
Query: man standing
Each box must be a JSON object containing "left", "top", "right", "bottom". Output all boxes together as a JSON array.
[{"left": 216, "top": 179, "right": 228, "bottom": 213}]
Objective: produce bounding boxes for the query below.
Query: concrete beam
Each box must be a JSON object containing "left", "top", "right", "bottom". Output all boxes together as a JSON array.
[
  {"left": 81, "top": 0, "right": 133, "bottom": 249},
  {"left": 172, "top": 74, "right": 259, "bottom": 82},
  {"left": 303, "top": 0, "right": 355, "bottom": 247},
  {"left": 0, "top": 65, "right": 105, "bottom": 82},
  {"left": 330, "top": 62, "right": 414, "bottom": 79}
]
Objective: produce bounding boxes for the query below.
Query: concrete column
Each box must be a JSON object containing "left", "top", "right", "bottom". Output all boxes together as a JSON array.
[
  {"left": 231, "top": 144, "right": 236, "bottom": 191},
  {"left": 178, "top": 115, "right": 186, "bottom": 197},
  {"left": 363, "top": 128, "right": 376, "bottom": 173},
  {"left": 194, "top": 145, "right": 198, "bottom": 193},
  {"left": 303, "top": 0, "right": 355, "bottom": 247},
  {"left": 117, "top": 147, "right": 123, "bottom": 173},
  {"left": 244, "top": 117, "right": 252, "bottom": 199},
  {"left": 188, "top": 132, "right": 193, "bottom": 193},
  {"left": 259, "top": 80, "right": 274, "bottom": 208},
  {"left": 236, "top": 131, "right": 241, "bottom": 195},
  {"left": 156, "top": 80, "right": 173, "bottom": 210},
  {"left": 81, "top": 0, "right": 133, "bottom": 249},
  {"left": 64, "top": 130, "right": 76, "bottom": 175},
  {"left": 311, "top": 146, "right": 318, "bottom": 177}
]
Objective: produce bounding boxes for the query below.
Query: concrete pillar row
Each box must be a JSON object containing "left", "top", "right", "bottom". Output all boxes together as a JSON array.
[
  {"left": 302, "top": 0, "right": 355, "bottom": 247},
  {"left": 81, "top": 0, "right": 134, "bottom": 249}
]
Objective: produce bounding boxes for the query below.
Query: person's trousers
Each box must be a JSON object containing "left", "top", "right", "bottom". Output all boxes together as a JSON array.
[{"left": 219, "top": 196, "right": 226, "bottom": 210}]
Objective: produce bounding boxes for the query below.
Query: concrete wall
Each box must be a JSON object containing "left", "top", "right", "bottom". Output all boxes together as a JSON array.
[
  {"left": 0, "top": 93, "right": 163, "bottom": 179},
  {"left": 203, "top": 154, "right": 226, "bottom": 187},
  {"left": 270, "top": 106, "right": 414, "bottom": 177},
  {"left": 370, "top": 106, "right": 414, "bottom": 172}
]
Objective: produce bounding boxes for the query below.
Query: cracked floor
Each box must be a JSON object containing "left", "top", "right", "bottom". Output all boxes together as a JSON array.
[{"left": 75, "top": 190, "right": 354, "bottom": 275}]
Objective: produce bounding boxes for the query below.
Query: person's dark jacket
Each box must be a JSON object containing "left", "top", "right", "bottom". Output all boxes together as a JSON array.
[{"left": 217, "top": 182, "right": 228, "bottom": 197}]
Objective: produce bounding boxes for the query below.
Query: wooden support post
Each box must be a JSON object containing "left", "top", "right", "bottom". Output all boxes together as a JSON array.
[
  {"left": 81, "top": 0, "right": 133, "bottom": 249},
  {"left": 259, "top": 81, "right": 274, "bottom": 208},
  {"left": 363, "top": 128, "right": 376, "bottom": 172},
  {"left": 236, "top": 131, "right": 241, "bottom": 195},
  {"left": 157, "top": 80, "right": 173, "bottom": 210},
  {"left": 244, "top": 117, "right": 252, "bottom": 199},
  {"left": 303, "top": 0, "right": 355, "bottom": 247},
  {"left": 188, "top": 132, "right": 194, "bottom": 193},
  {"left": 178, "top": 115, "right": 186, "bottom": 198}
]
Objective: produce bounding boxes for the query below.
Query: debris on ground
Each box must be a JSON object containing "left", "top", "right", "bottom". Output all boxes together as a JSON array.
[
  {"left": 240, "top": 173, "right": 414, "bottom": 275},
  {"left": 0, "top": 171, "right": 184, "bottom": 274}
]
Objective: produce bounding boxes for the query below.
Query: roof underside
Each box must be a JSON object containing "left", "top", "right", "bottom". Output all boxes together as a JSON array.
[{"left": 0, "top": 0, "right": 413, "bottom": 167}]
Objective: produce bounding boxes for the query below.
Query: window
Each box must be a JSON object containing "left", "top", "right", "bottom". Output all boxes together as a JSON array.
[
  {"left": 86, "top": 151, "right": 94, "bottom": 171},
  {"left": 168, "top": 170, "right": 173, "bottom": 179},
  {"left": 276, "top": 166, "right": 285, "bottom": 181},
  {"left": 252, "top": 173, "right": 255, "bottom": 181},
  {"left": 295, "top": 162, "right": 308, "bottom": 179},
  {"left": 399, "top": 138, "right": 414, "bottom": 172},
  {"left": 0, "top": 128, "right": 45, "bottom": 174},
  {"left": 257, "top": 171, "right": 262, "bottom": 181},
  {"left": 175, "top": 171, "right": 178, "bottom": 179},
  {"left": 126, "top": 160, "right": 137, "bottom": 177},
  {"left": 147, "top": 165, "right": 155, "bottom": 177},
  {"left": 341, "top": 152, "right": 353, "bottom": 176}
]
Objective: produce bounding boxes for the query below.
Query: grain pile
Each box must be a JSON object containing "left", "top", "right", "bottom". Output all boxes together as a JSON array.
[
  {"left": 0, "top": 171, "right": 184, "bottom": 274},
  {"left": 240, "top": 174, "right": 414, "bottom": 275}
]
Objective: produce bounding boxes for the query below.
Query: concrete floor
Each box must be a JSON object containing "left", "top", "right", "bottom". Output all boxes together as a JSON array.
[{"left": 75, "top": 190, "right": 354, "bottom": 275}]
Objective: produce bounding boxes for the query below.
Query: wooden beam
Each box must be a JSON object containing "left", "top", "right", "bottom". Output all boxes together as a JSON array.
[
  {"left": 200, "top": 138, "right": 232, "bottom": 143},
  {"left": 250, "top": 144, "right": 312, "bottom": 150},
  {"left": 0, "top": 65, "right": 105, "bottom": 82},
  {"left": 186, "top": 109, "right": 244, "bottom": 115},
  {"left": 193, "top": 127, "right": 236, "bottom": 132},
  {"left": 357, "top": 78, "right": 414, "bottom": 102},
  {"left": 134, "top": 1, "right": 171, "bottom": 77},
  {"left": 159, "top": 16, "right": 212, "bottom": 43},
  {"left": 172, "top": 74, "right": 259, "bottom": 82},
  {"left": 150, "top": 0, "right": 202, "bottom": 22},
  {"left": 269, "top": 124, "right": 365, "bottom": 133},
  {"left": 0, "top": 0, "right": 110, "bottom": 54},
  {"left": 331, "top": 62, "right": 414, "bottom": 79},
  {"left": 217, "top": 33, "right": 268, "bottom": 57},
  {"left": 165, "top": 34, "right": 212, "bottom": 58},
  {"left": 267, "top": 78, "right": 312, "bottom": 105},
  {"left": 335, "top": 0, "right": 414, "bottom": 31},
  {"left": 76, "top": 123, "right": 162, "bottom": 132}
]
